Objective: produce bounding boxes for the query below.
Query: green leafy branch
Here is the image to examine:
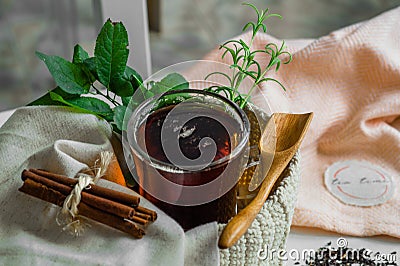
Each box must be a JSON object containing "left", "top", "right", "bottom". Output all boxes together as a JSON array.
[
  {"left": 205, "top": 2, "right": 292, "bottom": 109},
  {"left": 29, "top": 19, "right": 188, "bottom": 134}
]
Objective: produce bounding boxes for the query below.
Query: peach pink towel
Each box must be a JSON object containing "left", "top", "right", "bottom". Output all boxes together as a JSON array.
[{"left": 205, "top": 7, "right": 400, "bottom": 237}]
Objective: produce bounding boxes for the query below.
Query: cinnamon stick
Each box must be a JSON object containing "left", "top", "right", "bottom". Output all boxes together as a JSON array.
[
  {"left": 22, "top": 170, "right": 136, "bottom": 220},
  {"left": 29, "top": 169, "right": 140, "bottom": 207},
  {"left": 136, "top": 206, "right": 158, "bottom": 221},
  {"left": 28, "top": 169, "right": 157, "bottom": 223},
  {"left": 130, "top": 215, "right": 149, "bottom": 226},
  {"left": 134, "top": 212, "right": 152, "bottom": 221},
  {"left": 19, "top": 179, "right": 145, "bottom": 238}
]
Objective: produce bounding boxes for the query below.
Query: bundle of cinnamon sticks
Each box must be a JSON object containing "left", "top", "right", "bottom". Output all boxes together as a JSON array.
[{"left": 19, "top": 169, "right": 157, "bottom": 238}]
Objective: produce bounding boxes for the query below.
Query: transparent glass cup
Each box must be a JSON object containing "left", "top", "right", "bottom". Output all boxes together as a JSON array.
[
  {"left": 237, "top": 145, "right": 261, "bottom": 210},
  {"left": 125, "top": 89, "right": 250, "bottom": 230}
]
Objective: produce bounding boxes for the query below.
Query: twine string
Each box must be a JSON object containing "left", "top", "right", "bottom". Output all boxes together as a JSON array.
[{"left": 56, "top": 151, "right": 114, "bottom": 236}]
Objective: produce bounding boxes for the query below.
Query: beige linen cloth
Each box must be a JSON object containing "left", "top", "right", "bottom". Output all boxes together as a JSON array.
[
  {"left": 205, "top": 7, "right": 400, "bottom": 237},
  {"left": 0, "top": 106, "right": 219, "bottom": 266}
]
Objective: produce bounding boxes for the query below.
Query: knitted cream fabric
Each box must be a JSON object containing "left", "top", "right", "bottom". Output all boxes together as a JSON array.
[
  {"left": 205, "top": 7, "right": 400, "bottom": 238},
  {"left": 218, "top": 153, "right": 300, "bottom": 266}
]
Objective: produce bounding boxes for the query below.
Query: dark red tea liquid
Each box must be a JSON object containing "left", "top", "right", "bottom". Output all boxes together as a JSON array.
[{"left": 134, "top": 104, "right": 243, "bottom": 230}]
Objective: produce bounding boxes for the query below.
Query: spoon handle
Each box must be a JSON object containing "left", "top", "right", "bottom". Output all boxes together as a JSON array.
[
  {"left": 218, "top": 159, "right": 282, "bottom": 249},
  {"left": 218, "top": 193, "right": 264, "bottom": 249}
]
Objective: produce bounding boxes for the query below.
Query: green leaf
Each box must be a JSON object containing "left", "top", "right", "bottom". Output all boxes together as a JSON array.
[
  {"left": 28, "top": 87, "right": 78, "bottom": 106},
  {"left": 113, "top": 105, "right": 127, "bottom": 131},
  {"left": 36, "top": 51, "right": 91, "bottom": 94},
  {"left": 120, "top": 84, "right": 154, "bottom": 111},
  {"left": 242, "top": 21, "right": 255, "bottom": 32},
  {"left": 83, "top": 57, "right": 98, "bottom": 80},
  {"left": 110, "top": 77, "right": 134, "bottom": 97},
  {"left": 150, "top": 75, "right": 191, "bottom": 110},
  {"left": 95, "top": 19, "right": 129, "bottom": 94},
  {"left": 67, "top": 97, "right": 113, "bottom": 117},
  {"left": 153, "top": 91, "right": 191, "bottom": 111},
  {"left": 50, "top": 92, "right": 113, "bottom": 120},
  {"left": 150, "top": 73, "right": 189, "bottom": 95},
  {"left": 123, "top": 66, "right": 143, "bottom": 90},
  {"left": 72, "top": 44, "right": 90, "bottom": 64},
  {"left": 121, "top": 96, "right": 131, "bottom": 106},
  {"left": 72, "top": 46, "right": 97, "bottom": 83}
]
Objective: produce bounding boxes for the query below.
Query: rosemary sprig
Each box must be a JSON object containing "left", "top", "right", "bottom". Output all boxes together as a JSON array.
[{"left": 206, "top": 2, "right": 292, "bottom": 109}]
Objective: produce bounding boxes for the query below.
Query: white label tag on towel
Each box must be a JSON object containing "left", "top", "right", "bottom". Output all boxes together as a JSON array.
[{"left": 324, "top": 160, "right": 394, "bottom": 206}]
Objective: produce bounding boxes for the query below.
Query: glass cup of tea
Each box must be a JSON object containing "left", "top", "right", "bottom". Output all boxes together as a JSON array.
[{"left": 124, "top": 89, "right": 250, "bottom": 230}]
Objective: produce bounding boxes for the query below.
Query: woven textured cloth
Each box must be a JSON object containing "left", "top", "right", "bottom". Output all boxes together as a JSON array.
[
  {"left": 204, "top": 7, "right": 400, "bottom": 237},
  {"left": 0, "top": 106, "right": 219, "bottom": 266},
  {"left": 218, "top": 153, "right": 300, "bottom": 266}
]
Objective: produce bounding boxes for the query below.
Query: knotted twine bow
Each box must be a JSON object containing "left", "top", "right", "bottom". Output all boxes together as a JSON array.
[{"left": 56, "top": 151, "right": 114, "bottom": 236}]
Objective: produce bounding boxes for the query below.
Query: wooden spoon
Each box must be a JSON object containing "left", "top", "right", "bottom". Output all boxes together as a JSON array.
[{"left": 218, "top": 112, "right": 313, "bottom": 249}]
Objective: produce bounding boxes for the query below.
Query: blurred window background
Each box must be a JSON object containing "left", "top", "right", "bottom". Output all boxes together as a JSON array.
[
  {"left": 0, "top": 0, "right": 398, "bottom": 111},
  {"left": 0, "top": 0, "right": 97, "bottom": 111}
]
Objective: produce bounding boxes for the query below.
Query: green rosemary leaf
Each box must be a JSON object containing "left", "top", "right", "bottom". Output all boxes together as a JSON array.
[
  {"left": 242, "top": 21, "right": 256, "bottom": 32},
  {"left": 258, "top": 77, "right": 286, "bottom": 90},
  {"left": 242, "top": 2, "right": 259, "bottom": 17}
]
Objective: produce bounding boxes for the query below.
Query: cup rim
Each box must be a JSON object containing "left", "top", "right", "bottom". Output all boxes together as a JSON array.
[{"left": 127, "top": 89, "right": 250, "bottom": 173}]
